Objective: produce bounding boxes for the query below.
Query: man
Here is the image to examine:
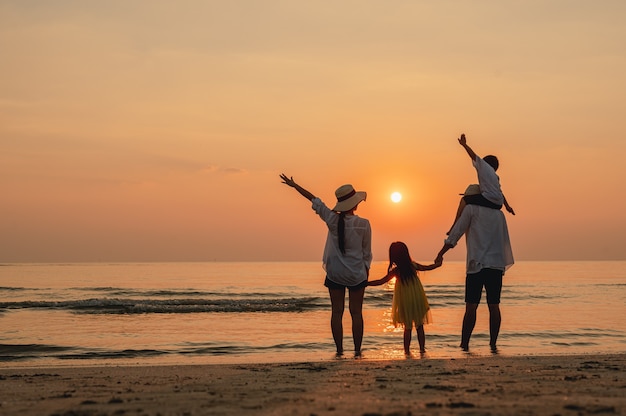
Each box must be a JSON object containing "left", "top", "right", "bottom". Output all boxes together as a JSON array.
[{"left": 436, "top": 184, "right": 514, "bottom": 352}]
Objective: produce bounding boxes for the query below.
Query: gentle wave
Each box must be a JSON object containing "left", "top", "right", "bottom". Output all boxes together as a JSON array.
[
  {"left": 3, "top": 327, "right": 619, "bottom": 364},
  {"left": 0, "top": 297, "right": 326, "bottom": 314},
  {"left": 0, "top": 344, "right": 169, "bottom": 362},
  {"left": 1, "top": 286, "right": 303, "bottom": 298},
  {"left": 0, "top": 342, "right": 332, "bottom": 362},
  {"left": 0, "top": 285, "right": 610, "bottom": 313},
  {"left": 1, "top": 284, "right": 473, "bottom": 313}
]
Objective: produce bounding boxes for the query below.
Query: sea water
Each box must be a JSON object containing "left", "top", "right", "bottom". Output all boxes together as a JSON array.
[{"left": 1, "top": 261, "right": 625, "bottom": 367}]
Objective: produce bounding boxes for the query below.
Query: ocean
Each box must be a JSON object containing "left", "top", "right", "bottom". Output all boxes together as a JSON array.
[{"left": 1, "top": 261, "right": 625, "bottom": 368}]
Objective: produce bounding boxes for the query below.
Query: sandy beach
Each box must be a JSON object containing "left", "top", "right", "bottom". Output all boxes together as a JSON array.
[{"left": 1, "top": 353, "right": 624, "bottom": 415}]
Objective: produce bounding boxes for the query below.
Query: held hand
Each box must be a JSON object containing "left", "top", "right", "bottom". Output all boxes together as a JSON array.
[
  {"left": 435, "top": 255, "right": 444, "bottom": 266},
  {"left": 458, "top": 133, "right": 467, "bottom": 146},
  {"left": 279, "top": 173, "right": 296, "bottom": 187}
]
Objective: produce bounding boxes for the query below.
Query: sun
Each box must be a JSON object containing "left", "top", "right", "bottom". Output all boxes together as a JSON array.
[{"left": 390, "top": 192, "right": 402, "bottom": 203}]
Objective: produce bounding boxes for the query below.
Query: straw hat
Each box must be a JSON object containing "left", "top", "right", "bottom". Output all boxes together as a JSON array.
[
  {"left": 460, "top": 184, "right": 481, "bottom": 196},
  {"left": 332, "top": 184, "right": 367, "bottom": 212}
]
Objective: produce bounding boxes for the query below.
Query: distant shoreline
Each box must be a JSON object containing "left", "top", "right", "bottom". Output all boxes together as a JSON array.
[{"left": 2, "top": 259, "right": 626, "bottom": 265}]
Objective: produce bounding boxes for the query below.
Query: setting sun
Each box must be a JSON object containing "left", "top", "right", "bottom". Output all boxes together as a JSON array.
[{"left": 390, "top": 192, "right": 402, "bottom": 203}]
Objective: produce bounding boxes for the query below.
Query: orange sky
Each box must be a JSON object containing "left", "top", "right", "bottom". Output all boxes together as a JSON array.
[{"left": 1, "top": 1, "right": 625, "bottom": 262}]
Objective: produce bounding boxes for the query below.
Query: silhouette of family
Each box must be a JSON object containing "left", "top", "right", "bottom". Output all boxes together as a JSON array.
[{"left": 280, "top": 134, "right": 514, "bottom": 357}]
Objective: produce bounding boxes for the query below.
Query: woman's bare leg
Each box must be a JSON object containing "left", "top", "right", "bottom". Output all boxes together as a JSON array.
[
  {"left": 348, "top": 287, "right": 365, "bottom": 356},
  {"left": 328, "top": 288, "right": 346, "bottom": 355}
]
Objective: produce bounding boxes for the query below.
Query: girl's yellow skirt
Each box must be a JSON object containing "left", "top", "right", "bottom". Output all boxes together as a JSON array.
[{"left": 392, "top": 276, "right": 432, "bottom": 327}]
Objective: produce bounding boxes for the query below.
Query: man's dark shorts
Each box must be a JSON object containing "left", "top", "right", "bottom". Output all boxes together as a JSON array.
[
  {"left": 324, "top": 277, "right": 367, "bottom": 292},
  {"left": 465, "top": 268, "right": 503, "bottom": 304}
]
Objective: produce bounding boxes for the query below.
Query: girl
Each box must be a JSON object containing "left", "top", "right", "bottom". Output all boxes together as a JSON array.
[
  {"left": 280, "top": 174, "right": 372, "bottom": 358},
  {"left": 368, "top": 242, "right": 440, "bottom": 355}
]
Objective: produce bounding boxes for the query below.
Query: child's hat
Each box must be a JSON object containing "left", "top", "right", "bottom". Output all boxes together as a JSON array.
[
  {"left": 333, "top": 184, "right": 367, "bottom": 212},
  {"left": 460, "top": 184, "right": 481, "bottom": 196}
]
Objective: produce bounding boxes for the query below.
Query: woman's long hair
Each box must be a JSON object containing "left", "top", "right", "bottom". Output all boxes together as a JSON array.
[
  {"left": 338, "top": 212, "right": 347, "bottom": 255},
  {"left": 388, "top": 241, "right": 416, "bottom": 283}
]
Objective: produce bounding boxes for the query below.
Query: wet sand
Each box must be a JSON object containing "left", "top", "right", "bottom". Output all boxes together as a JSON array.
[{"left": 1, "top": 353, "right": 625, "bottom": 415}]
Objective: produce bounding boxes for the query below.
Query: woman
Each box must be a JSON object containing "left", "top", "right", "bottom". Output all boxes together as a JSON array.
[{"left": 280, "top": 174, "right": 372, "bottom": 357}]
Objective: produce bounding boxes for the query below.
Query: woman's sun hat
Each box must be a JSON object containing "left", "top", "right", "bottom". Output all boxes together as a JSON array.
[{"left": 332, "top": 184, "right": 367, "bottom": 212}]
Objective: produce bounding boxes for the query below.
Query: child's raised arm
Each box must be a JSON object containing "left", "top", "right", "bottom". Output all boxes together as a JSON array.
[{"left": 458, "top": 133, "right": 478, "bottom": 161}]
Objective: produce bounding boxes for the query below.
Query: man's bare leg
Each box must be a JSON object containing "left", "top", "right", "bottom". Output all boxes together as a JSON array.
[
  {"left": 488, "top": 303, "right": 501, "bottom": 351},
  {"left": 461, "top": 303, "right": 478, "bottom": 351}
]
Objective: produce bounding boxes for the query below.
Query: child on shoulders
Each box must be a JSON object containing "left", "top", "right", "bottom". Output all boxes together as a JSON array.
[{"left": 447, "top": 134, "right": 515, "bottom": 234}]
